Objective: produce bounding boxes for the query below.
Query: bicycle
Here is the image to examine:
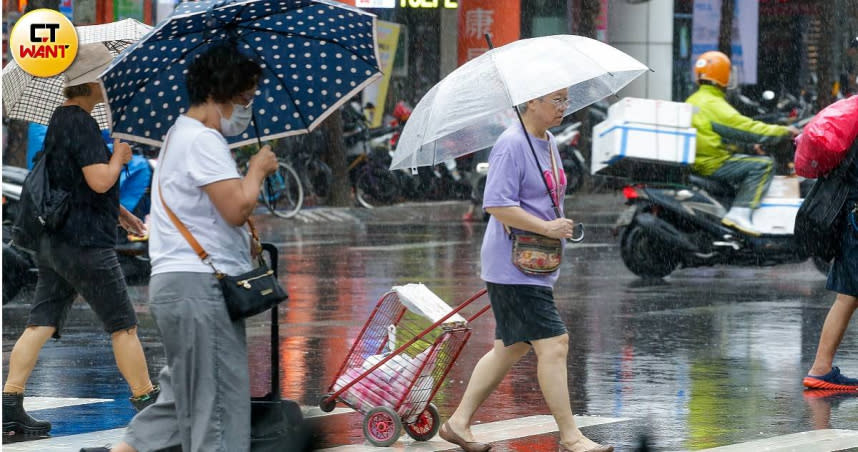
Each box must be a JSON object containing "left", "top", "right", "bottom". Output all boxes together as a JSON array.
[
  {"left": 235, "top": 147, "right": 304, "bottom": 218},
  {"left": 276, "top": 133, "right": 333, "bottom": 206}
]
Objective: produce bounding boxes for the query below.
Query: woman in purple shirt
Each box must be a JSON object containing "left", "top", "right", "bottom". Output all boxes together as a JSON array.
[{"left": 439, "top": 89, "right": 613, "bottom": 452}]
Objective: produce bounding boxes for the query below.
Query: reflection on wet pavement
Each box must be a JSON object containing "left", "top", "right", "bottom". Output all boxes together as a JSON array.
[{"left": 4, "top": 204, "right": 858, "bottom": 450}]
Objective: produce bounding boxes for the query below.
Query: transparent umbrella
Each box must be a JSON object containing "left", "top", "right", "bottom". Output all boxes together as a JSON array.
[{"left": 389, "top": 34, "right": 649, "bottom": 170}]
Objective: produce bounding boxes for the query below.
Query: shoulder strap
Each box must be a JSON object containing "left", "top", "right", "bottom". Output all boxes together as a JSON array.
[
  {"left": 157, "top": 128, "right": 259, "bottom": 275},
  {"left": 503, "top": 136, "right": 564, "bottom": 237},
  {"left": 520, "top": 126, "right": 562, "bottom": 219}
]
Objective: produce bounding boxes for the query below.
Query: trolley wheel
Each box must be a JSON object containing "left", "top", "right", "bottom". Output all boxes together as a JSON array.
[
  {"left": 362, "top": 406, "right": 402, "bottom": 447},
  {"left": 404, "top": 403, "right": 440, "bottom": 441},
  {"left": 319, "top": 394, "right": 336, "bottom": 413}
]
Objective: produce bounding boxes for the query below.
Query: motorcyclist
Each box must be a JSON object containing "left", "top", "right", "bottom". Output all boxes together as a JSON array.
[{"left": 686, "top": 50, "right": 799, "bottom": 235}]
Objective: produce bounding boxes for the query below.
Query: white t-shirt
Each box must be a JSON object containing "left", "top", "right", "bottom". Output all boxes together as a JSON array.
[{"left": 150, "top": 115, "right": 252, "bottom": 276}]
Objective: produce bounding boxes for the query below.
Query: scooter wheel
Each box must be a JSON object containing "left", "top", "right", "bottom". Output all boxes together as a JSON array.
[{"left": 620, "top": 224, "right": 680, "bottom": 278}]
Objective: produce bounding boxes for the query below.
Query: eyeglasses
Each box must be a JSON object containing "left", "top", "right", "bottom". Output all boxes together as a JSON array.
[{"left": 541, "top": 97, "right": 570, "bottom": 109}]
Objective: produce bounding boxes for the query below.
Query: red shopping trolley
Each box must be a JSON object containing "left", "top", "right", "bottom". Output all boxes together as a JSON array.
[{"left": 319, "top": 284, "right": 491, "bottom": 447}]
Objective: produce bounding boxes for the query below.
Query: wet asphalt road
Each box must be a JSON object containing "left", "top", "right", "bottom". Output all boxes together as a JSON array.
[{"left": 3, "top": 195, "right": 858, "bottom": 451}]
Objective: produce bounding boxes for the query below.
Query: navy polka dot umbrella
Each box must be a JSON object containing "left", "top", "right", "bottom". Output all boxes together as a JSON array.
[{"left": 100, "top": 0, "right": 381, "bottom": 148}]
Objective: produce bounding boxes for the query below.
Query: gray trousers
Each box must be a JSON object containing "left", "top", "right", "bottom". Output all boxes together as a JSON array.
[
  {"left": 123, "top": 272, "right": 250, "bottom": 452},
  {"left": 710, "top": 154, "right": 774, "bottom": 209}
]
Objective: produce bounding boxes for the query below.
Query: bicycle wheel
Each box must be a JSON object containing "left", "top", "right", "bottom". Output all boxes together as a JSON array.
[
  {"left": 304, "top": 158, "right": 333, "bottom": 202},
  {"left": 356, "top": 165, "right": 399, "bottom": 208},
  {"left": 262, "top": 161, "right": 303, "bottom": 218}
]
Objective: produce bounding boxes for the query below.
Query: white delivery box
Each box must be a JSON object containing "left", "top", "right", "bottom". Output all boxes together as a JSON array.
[
  {"left": 608, "top": 97, "right": 695, "bottom": 128},
  {"left": 764, "top": 176, "right": 799, "bottom": 199},
  {"left": 752, "top": 197, "right": 802, "bottom": 235},
  {"left": 590, "top": 118, "right": 697, "bottom": 178}
]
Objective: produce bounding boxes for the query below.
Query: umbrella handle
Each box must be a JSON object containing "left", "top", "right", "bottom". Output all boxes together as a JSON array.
[{"left": 569, "top": 223, "right": 584, "bottom": 243}]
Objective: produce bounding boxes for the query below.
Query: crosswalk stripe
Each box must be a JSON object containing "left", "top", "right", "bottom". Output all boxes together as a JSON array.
[
  {"left": 699, "top": 429, "right": 858, "bottom": 451},
  {"left": 350, "top": 240, "right": 470, "bottom": 252},
  {"left": 297, "top": 210, "right": 325, "bottom": 223},
  {"left": 317, "top": 414, "right": 628, "bottom": 451},
  {"left": 293, "top": 209, "right": 359, "bottom": 224},
  {"left": 319, "top": 210, "right": 356, "bottom": 222},
  {"left": 7, "top": 400, "right": 858, "bottom": 452},
  {"left": 26, "top": 397, "right": 113, "bottom": 411},
  {"left": 304, "top": 407, "right": 353, "bottom": 418}
]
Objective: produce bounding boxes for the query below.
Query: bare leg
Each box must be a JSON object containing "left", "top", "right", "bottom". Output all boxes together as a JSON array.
[
  {"left": 3, "top": 326, "right": 56, "bottom": 393},
  {"left": 531, "top": 334, "right": 605, "bottom": 451},
  {"left": 111, "top": 327, "right": 154, "bottom": 397},
  {"left": 446, "top": 340, "right": 530, "bottom": 441},
  {"left": 808, "top": 293, "right": 858, "bottom": 376}
]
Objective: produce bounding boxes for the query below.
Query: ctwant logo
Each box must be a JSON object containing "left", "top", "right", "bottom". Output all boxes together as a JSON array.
[{"left": 10, "top": 9, "right": 78, "bottom": 77}]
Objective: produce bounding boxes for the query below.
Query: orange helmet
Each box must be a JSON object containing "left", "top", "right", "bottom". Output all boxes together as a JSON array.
[{"left": 694, "top": 51, "right": 731, "bottom": 87}]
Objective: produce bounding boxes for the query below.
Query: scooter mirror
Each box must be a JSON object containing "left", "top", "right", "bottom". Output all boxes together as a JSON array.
[{"left": 762, "top": 90, "right": 776, "bottom": 101}]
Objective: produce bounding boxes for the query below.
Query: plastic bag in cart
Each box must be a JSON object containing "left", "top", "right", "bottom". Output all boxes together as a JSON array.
[{"left": 393, "top": 283, "right": 468, "bottom": 328}]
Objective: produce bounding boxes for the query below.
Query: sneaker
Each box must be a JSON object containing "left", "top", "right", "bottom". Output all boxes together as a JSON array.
[
  {"left": 803, "top": 367, "right": 858, "bottom": 390},
  {"left": 721, "top": 213, "right": 760, "bottom": 236},
  {"left": 130, "top": 385, "right": 160, "bottom": 412}
]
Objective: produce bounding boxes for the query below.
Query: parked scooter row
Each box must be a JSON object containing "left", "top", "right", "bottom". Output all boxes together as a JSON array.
[{"left": 732, "top": 86, "right": 817, "bottom": 126}]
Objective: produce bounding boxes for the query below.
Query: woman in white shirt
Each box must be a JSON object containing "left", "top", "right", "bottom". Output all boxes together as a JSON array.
[{"left": 100, "top": 44, "right": 279, "bottom": 452}]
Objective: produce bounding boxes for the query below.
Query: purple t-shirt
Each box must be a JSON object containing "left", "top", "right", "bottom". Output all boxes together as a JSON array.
[{"left": 480, "top": 125, "right": 567, "bottom": 288}]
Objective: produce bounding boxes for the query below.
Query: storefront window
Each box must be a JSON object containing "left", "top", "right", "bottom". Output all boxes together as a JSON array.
[{"left": 521, "top": 0, "right": 566, "bottom": 38}]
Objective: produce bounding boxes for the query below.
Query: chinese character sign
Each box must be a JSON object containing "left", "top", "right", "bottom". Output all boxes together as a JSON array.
[{"left": 457, "top": 0, "right": 519, "bottom": 66}]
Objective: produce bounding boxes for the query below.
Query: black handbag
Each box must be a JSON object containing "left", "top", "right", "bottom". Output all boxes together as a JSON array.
[
  {"left": 159, "top": 195, "right": 288, "bottom": 321},
  {"left": 11, "top": 150, "right": 70, "bottom": 251},
  {"left": 217, "top": 243, "right": 289, "bottom": 321}
]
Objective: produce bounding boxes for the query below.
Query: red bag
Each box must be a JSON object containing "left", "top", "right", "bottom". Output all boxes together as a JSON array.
[{"left": 794, "top": 95, "right": 858, "bottom": 178}]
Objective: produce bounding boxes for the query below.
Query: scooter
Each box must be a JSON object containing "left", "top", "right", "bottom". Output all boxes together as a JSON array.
[
  {"left": 614, "top": 166, "right": 828, "bottom": 279},
  {"left": 551, "top": 121, "right": 586, "bottom": 194}
]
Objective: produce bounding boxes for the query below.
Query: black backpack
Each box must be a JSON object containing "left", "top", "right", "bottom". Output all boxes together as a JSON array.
[
  {"left": 794, "top": 140, "right": 857, "bottom": 261},
  {"left": 11, "top": 150, "right": 71, "bottom": 251}
]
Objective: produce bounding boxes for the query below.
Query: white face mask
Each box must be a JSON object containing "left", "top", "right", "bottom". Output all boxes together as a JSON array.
[{"left": 218, "top": 102, "right": 253, "bottom": 136}]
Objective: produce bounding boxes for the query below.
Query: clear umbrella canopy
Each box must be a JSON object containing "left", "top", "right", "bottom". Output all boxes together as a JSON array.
[{"left": 389, "top": 34, "right": 649, "bottom": 170}]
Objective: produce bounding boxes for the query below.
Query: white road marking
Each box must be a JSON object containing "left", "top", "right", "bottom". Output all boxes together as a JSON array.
[
  {"left": 25, "top": 397, "right": 113, "bottom": 411},
  {"left": 699, "top": 429, "right": 858, "bottom": 451},
  {"left": 6, "top": 400, "right": 858, "bottom": 452},
  {"left": 350, "top": 241, "right": 470, "bottom": 252},
  {"left": 317, "top": 414, "right": 628, "bottom": 451}
]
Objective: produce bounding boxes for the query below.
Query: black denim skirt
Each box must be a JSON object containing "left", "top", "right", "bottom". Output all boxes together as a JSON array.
[{"left": 486, "top": 282, "right": 568, "bottom": 347}]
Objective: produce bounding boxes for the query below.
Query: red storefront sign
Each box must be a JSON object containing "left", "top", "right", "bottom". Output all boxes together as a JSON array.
[{"left": 457, "top": 0, "right": 520, "bottom": 66}]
